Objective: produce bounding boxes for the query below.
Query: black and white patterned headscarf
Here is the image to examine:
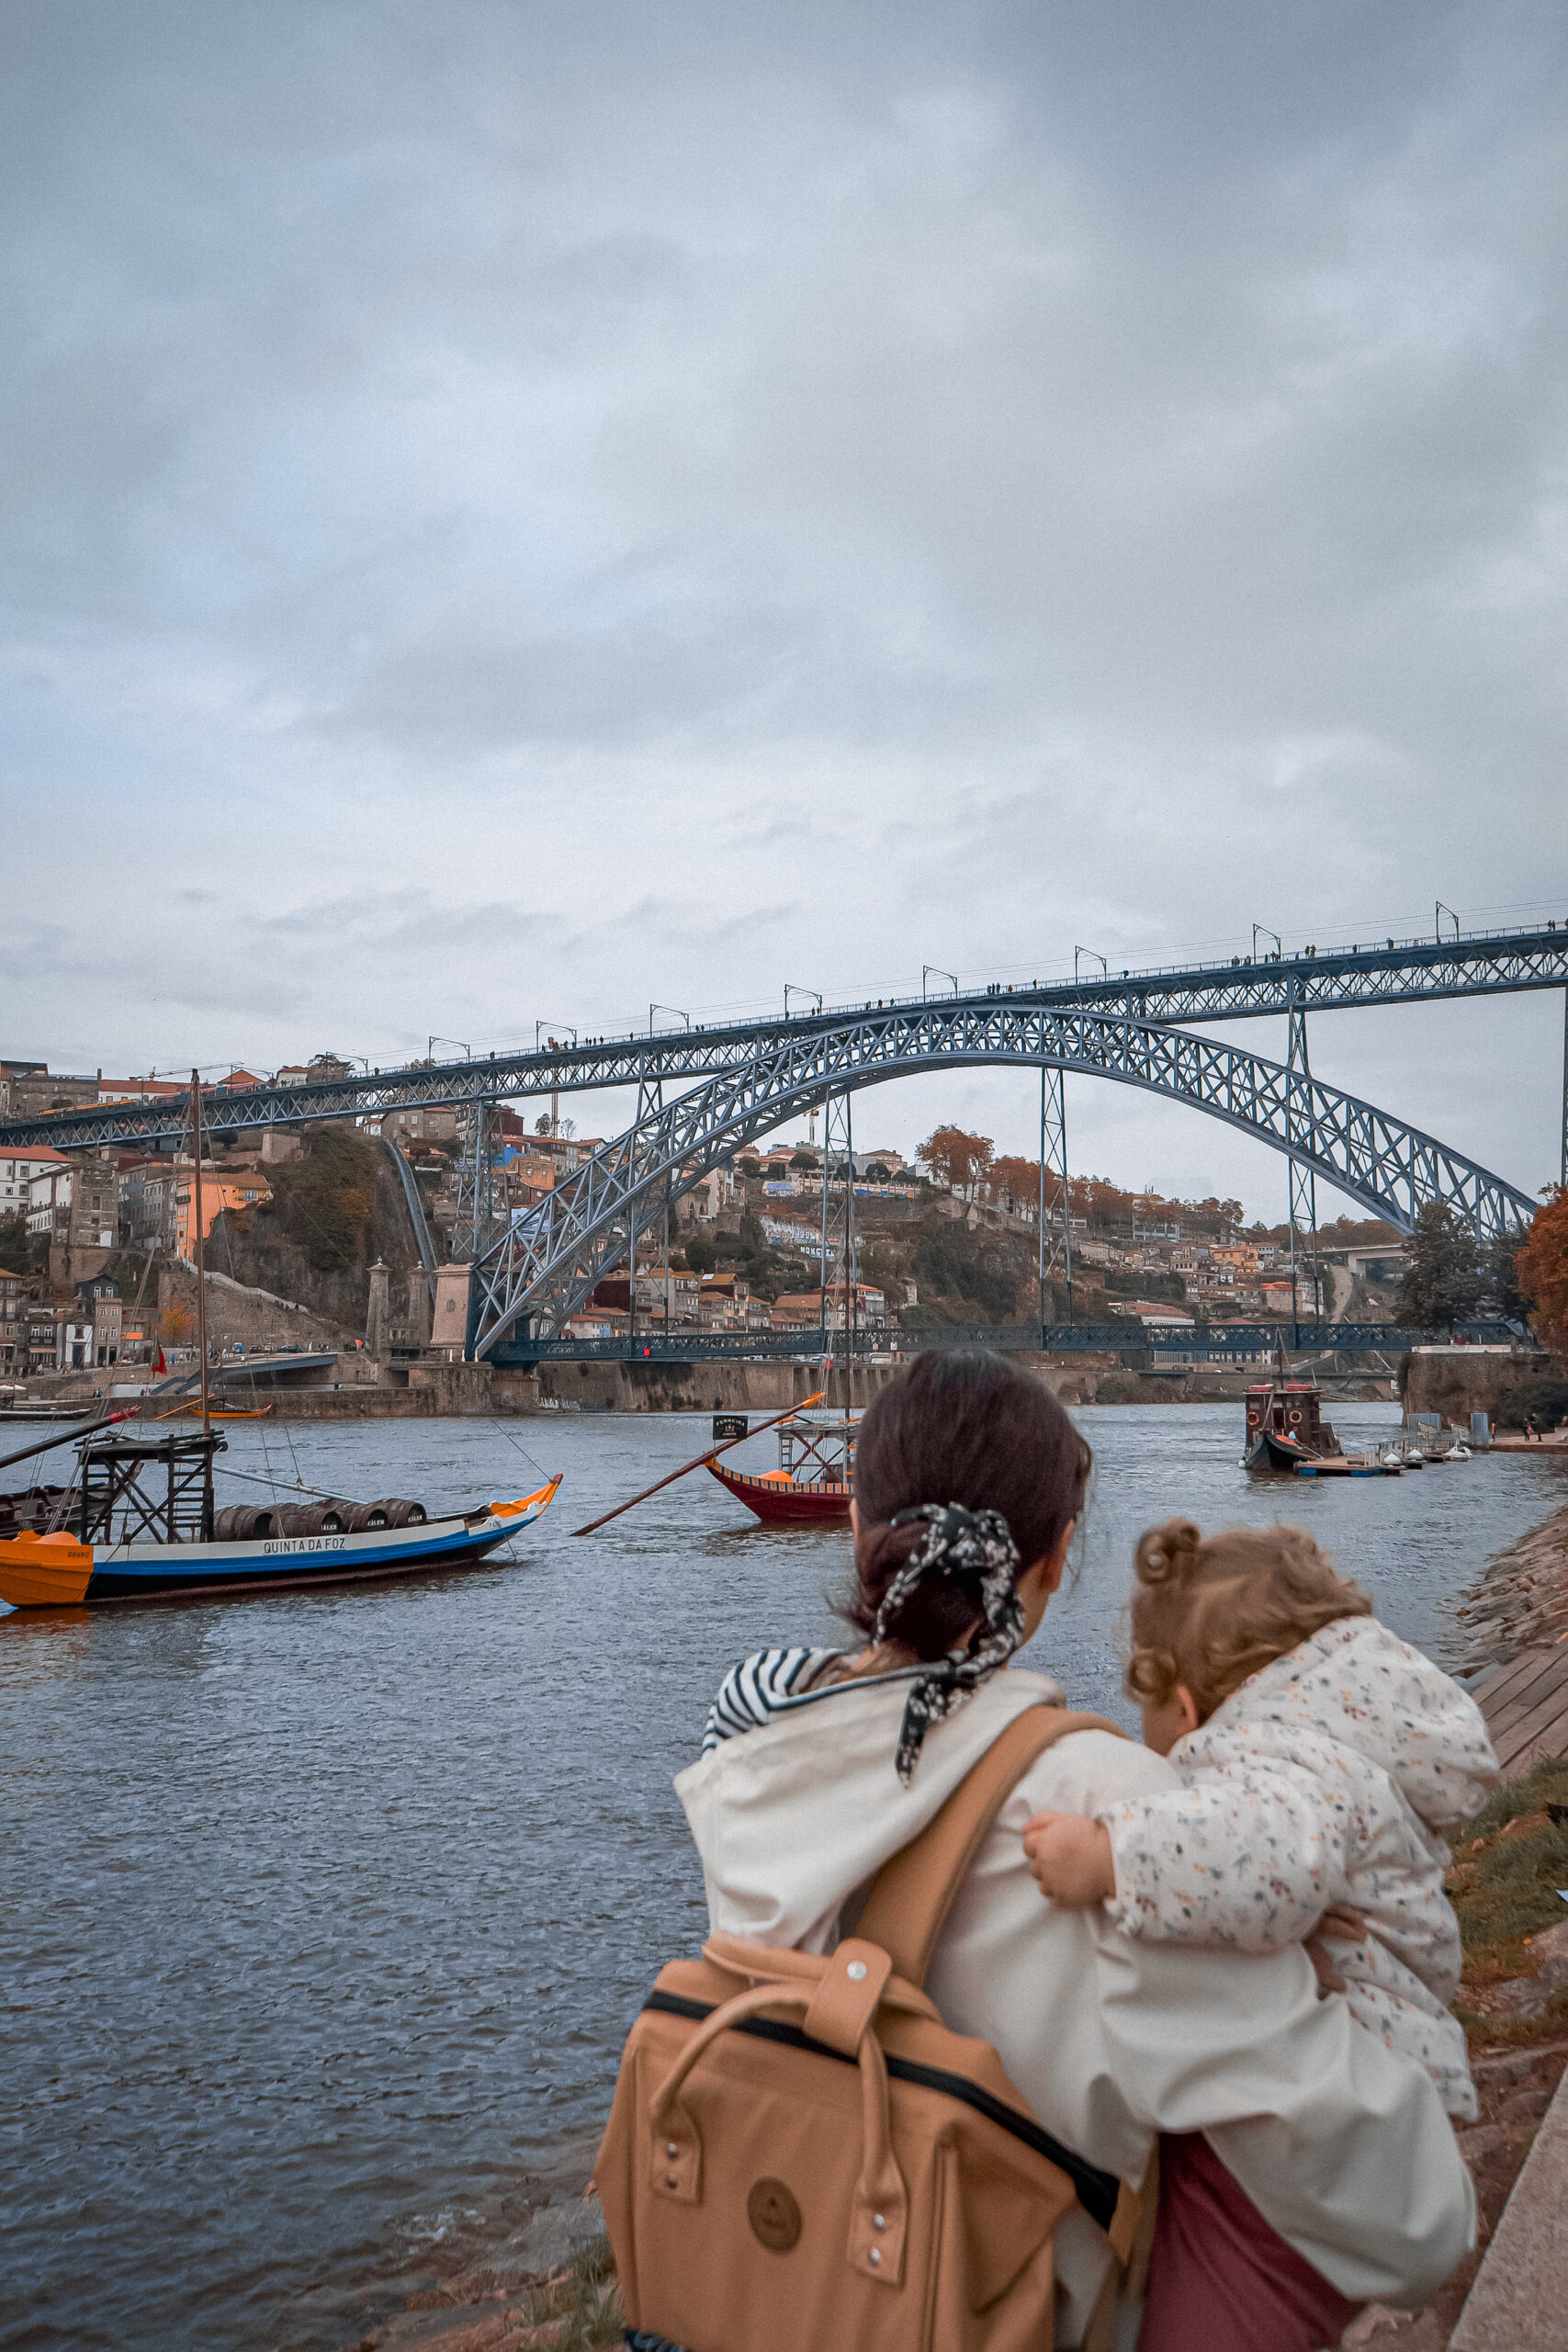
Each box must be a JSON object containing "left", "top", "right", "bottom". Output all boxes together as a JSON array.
[{"left": 874, "top": 1501, "right": 1026, "bottom": 1782}]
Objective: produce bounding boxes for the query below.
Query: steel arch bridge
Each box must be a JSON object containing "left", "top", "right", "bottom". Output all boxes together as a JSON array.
[
  {"left": 467, "top": 1000, "right": 1537, "bottom": 1360},
  {"left": 3, "top": 917, "right": 1566, "bottom": 1155}
]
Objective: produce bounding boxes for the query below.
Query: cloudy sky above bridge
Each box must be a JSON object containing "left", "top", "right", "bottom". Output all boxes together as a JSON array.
[{"left": 3, "top": 0, "right": 1566, "bottom": 1208}]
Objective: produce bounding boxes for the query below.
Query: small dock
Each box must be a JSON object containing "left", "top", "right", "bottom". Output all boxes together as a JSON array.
[{"left": 1472, "top": 1641, "right": 1568, "bottom": 1775}]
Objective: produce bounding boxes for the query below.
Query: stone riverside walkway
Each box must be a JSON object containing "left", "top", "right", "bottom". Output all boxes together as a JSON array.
[
  {"left": 1448, "top": 2059, "right": 1568, "bottom": 2351},
  {"left": 1434, "top": 1628, "right": 1568, "bottom": 2349}
]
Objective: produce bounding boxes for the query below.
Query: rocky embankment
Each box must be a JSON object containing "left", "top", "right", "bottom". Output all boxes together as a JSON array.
[
  {"left": 1449, "top": 1503, "right": 1568, "bottom": 1672},
  {"left": 337, "top": 2193, "right": 615, "bottom": 2352}
]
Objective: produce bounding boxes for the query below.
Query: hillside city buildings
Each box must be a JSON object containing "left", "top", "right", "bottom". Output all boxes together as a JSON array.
[{"left": 0, "top": 1057, "right": 1397, "bottom": 1380}]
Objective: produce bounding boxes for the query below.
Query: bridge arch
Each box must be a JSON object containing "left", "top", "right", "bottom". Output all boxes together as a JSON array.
[{"left": 467, "top": 1002, "right": 1535, "bottom": 1356}]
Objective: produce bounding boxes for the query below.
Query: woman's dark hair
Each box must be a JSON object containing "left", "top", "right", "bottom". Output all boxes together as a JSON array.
[{"left": 848, "top": 1351, "right": 1092, "bottom": 1660}]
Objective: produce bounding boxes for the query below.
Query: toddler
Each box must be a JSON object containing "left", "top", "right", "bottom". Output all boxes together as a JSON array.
[{"left": 1022, "top": 1517, "right": 1496, "bottom": 2119}]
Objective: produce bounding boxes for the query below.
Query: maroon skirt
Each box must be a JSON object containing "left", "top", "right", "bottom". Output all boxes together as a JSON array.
[{"left": 1136, "top": 2132, "right": 1363, "bottom": 2352}]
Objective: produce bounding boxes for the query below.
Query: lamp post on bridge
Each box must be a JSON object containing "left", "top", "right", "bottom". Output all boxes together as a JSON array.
[
  {"left": 535, "top": 1022, "right": 577, "bottom": 1140},
  {"left": 922, "top": 967, "right": 958, "bottom": 1000}
]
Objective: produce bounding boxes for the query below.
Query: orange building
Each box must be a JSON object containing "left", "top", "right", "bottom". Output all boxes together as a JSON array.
[{"left": 152, "top": 1164, "right": 271, "bottom": 1261}]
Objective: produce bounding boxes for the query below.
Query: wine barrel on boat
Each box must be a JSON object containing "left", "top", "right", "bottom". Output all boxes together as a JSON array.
[{"left": 380, "top": 1499, "right": 428, "bottom": 1528}]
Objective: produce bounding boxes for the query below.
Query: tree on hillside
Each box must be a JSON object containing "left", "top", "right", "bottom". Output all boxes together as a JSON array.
[
  {"left": 918, "top": 1126, "right": 994, "bottom": 1199},
  {"left": 1516, "top": 1186, "right": 1568, "bottom": 1357},
  {"left": 913, "top": 1216, "right": 1019, "bottom": 1322},
  {"left": 1075, "top": 1174, "right": 1142, "bottom": 1230},
  {"left": 1395, "top": 1203, "right": 1483, "bottom": 1334},
  {"left": 0, "top": 1208, "right": 47, "bottom": 1276},
  {"left": 1484, "top": 1229, "right": 1529, "bottom": 1324},
  {"left": 988, "top": 1155, "right": 1043, "bottom": 1213},
  {"left": 258, "top": 1123, "right": 379, "bottom": 1272},
  {"left": 1182, "top": 1195, "right": 1246, "bottom": 1238}
]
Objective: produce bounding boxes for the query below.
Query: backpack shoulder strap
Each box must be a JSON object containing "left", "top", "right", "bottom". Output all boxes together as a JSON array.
[{"left": 855, "top": 1703, "right": 1125, "bottom": 1987}]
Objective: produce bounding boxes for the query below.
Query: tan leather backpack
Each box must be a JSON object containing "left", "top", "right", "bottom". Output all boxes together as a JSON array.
[{"left": 595, "top": 1705, "right": 1149, "bottom": 2352}]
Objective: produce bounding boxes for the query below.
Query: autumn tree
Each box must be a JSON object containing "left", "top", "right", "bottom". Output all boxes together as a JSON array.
[
  {"left": 1516, "top": 1186, "right": 1568, "bottom": 1358},
  {"left": 1395, "top": 1203, "right": 1483, "bottom": 1334},
  {"left": 988, "top": 1155, "right": 1043, "bottom": 1211},
  {"left": 917, "top": 1127, "right": 995, "bottom": 1199}
]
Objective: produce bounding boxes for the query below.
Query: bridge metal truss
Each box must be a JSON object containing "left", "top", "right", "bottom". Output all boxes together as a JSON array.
[
  {"left": 502, "top": 1321, "right": 1507, "bottom": 1364},
  {"left": 5, "top": 922, "right": 1566, "bottom": 1155},
  {"left": 466, "top": 1001, "right": 1538, "bottom": 1359},
  {"left": 1285, "top": 1006, "right": 1323, "bottom": 1322}
]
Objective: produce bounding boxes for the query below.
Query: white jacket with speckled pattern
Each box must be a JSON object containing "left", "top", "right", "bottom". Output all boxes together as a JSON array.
[{"left": 1100, "top": 1615, "right": 1497, "bottom": 2118}]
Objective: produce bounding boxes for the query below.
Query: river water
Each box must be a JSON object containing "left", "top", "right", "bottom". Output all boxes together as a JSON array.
[{"left": 5, "top": 1402, "right": 1567, "bottom": 2352}]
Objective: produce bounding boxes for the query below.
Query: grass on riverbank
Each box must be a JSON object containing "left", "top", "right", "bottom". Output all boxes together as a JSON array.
[
  {"left": 508, "top": 2236, "right": 622, "bottom": 2348},
  {"left": 1448, "top": 1752, "right": 1568, "bottom": 2045}
]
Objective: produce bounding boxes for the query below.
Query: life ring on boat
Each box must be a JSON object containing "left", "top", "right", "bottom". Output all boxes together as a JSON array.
[
  {"left": 1288, "top": 1409, "right": 1303, "bottom": 1426},
  {"left": 1247, "top": 1410, "right": 1260, "bottom": 1426}
]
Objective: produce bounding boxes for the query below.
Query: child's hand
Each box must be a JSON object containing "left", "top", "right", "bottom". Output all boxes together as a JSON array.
[
  {"left": 1303, "top": 1905, "right": 1370, "bottom": 1996},
  {"left": 1021, "top": 1812, "right": 1116, "bottom": 1907}
]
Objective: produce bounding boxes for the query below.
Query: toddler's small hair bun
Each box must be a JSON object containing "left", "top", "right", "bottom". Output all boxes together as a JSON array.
[{"left": 1135, "top": 1517, "right": 1202, "bottom": 1586}]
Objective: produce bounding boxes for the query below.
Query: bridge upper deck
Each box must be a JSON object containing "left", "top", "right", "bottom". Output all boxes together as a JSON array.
[{"left": 4, "top": 918, "right": 1565, "bottom": 1152}]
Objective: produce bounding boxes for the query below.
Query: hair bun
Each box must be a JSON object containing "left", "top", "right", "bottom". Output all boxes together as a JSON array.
[{"left": 1134, "top": 1517, "right": 1202, "bottom": 1587}]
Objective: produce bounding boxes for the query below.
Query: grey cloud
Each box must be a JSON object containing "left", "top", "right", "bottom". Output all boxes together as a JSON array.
[{"left": 3, "top": 0, "right": 1565, "bottom": 1205}]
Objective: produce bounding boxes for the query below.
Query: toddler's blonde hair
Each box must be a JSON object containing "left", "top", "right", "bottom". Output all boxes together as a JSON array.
[{"left": 1125, "top": 1517, "right": 1371, "bottom": 1721}]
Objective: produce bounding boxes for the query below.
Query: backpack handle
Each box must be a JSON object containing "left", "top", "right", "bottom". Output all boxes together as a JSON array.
[
  {"left": 649, "top": 1946, "right": 911, "bottom": 2287},
  {"left": 855, "top": 1704, "right": 1125, "bottom": 1987}
]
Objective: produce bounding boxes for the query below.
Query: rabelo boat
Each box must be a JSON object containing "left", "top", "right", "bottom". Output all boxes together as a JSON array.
[
  {"left": 1243, "top": 1377, "right": 1343, "bottom": 1472},
  {"left": 706, "top": 1412, "right": 856, "bottom": 1526},
  {"left": 0, "top": 1424, "right": 559, "bottom": 1609}
]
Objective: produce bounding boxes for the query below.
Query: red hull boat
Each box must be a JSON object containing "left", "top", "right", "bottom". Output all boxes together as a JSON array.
[{"left": 705, "top": 1461, "right": 852, "bottom": 1525}]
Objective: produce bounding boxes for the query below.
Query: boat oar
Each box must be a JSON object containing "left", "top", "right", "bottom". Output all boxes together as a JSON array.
[
  {"left": 570, "top": 1392, "right": 827, "bottom": 1537},
  {"left": 0, "top": 1408, "right": 139, "bottom": 1477}
]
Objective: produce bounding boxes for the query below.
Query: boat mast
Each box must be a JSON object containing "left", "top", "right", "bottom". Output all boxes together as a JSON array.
[{"left": 189, "top": 1069, "right": 214, "bottom": 1534}]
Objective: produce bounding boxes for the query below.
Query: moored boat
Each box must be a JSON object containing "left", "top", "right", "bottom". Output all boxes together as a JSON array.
[
  {"left": 1244, "top": 1377, "right": 1342, "bottom": 1472},
  {"left": 0, "top": 1427, "right": 559, "bottom": 1609},
  {"left": 706, "top": 1414, "right": 855, "bottom": 1526}
]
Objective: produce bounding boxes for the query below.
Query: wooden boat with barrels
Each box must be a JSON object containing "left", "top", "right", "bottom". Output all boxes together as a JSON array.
[
  {"left": 705, "top": 1413, "right": 856, "bottom": 1526},
  {"left": 0, "top": 1425, "right": 559, "bottom": 1609},
  {"left": 0, "top": 1080, "right": 561, "bottom": 1611},
  {"left": 1243, "top": 1377, "right": 1343, "bottom": 1473}
]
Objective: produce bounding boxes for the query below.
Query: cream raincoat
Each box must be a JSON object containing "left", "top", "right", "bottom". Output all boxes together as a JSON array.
[{"left": 675, "top": 1663, "right": 1473, "bottom": 2347}]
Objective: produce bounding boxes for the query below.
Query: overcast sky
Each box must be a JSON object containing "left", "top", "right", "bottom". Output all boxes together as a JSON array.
[{"left": 3, "top": 0, "right": 1565, "bottom": 1213}]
